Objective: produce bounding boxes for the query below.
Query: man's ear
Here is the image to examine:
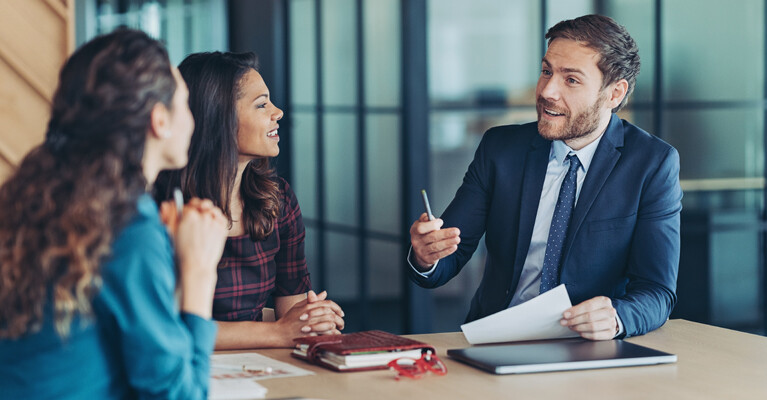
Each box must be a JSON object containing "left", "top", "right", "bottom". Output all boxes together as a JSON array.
[
  {"left": 149, "top": 102, "right": 171, "bottom": 139},
  {"left": 607, "top": 79, "right": 629, "bottom": 110}
]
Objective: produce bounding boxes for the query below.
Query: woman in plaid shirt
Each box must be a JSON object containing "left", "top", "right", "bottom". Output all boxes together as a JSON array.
[{"left": 156, "top": 51, "right": 345, "bottom": 349}]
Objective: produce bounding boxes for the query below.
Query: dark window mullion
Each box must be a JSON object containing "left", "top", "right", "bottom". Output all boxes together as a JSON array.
[
  {"left": 401, "top": 0, "right": 432, "bottom": 333},
  {"left": 762, "top": 0, "right": 767, "bottom": 335},
  {"left": 541, "top": 0, "right": 547, "bottom": 60},
  {"left": 356, "top": 0, "right": 369, "bottom": 330},
  {"left": 654, "top": 0, "right": 663, "bottom": 138},
  {"left": 315, "top": 0, "right": 327, "bottom": 292}
]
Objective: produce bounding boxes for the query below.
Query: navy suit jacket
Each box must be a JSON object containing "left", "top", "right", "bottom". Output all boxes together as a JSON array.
[{"left": 409, "top": 115, "right": 682, "bottom": 337}]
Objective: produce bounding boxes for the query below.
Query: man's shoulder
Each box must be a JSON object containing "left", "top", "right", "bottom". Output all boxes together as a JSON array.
[
  {"left": 618, "top": 118, "right": 676, "bottom": 156},
  {"left": 481, "top": 121, "right": 542, "bottom": 148},
  {"left": 484, "top": 121, "right": 539, "bottom": 137}
]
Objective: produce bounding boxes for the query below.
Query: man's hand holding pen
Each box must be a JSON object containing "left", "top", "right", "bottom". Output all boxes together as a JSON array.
[
  {"left": 410, "top": 214, "right": 461, "bottom": 270},
  {"left": 410, "top": 190, "right": 461, "bottom": 270}
]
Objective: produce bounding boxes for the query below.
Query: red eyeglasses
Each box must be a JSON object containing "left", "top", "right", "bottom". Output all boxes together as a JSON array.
[{"left": 387, "top": 350, "right": 448, "bottom": 380}]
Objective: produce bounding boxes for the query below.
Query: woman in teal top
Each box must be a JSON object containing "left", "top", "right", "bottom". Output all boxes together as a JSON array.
[{"left": 0, "top": 29, "right": 228, "bottom": 399}]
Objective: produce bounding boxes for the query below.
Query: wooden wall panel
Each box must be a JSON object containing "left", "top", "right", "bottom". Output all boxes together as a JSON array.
[{"left": 0, "top": 0, "right": 74, "bottom": 181}]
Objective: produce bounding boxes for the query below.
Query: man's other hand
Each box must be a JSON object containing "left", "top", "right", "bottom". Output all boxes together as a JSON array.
[{"left": 560, "top": 296, "right": 618, "bottom": 340}]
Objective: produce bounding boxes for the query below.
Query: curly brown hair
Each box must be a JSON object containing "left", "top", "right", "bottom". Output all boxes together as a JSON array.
[
  {"left": 0, "top": 29, "right": 175, "bottom": 339},
  {"left": 154, "top": 52, "right": 280, "bottom": 242}
]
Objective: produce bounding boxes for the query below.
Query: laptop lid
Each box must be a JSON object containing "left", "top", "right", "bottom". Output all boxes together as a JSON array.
[{"left": 447, "top": 339, "right": 676, "bottom": 374}]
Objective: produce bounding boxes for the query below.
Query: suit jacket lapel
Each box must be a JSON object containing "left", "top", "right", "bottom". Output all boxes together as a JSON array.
[
  {"left": 512, "top": 134, "right": 551, "bottom": 278},
  {"left": 562, "top": 115, "right": 624, "bottom": 262}
]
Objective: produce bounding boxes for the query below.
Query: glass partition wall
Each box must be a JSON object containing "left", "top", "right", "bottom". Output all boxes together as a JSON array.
[
  {"left": 286, "top": 0, "right": 766, "bottom": 335},
  {"left": 288, "top": 0, "right": 408, "bottom": 332},
  {"left": 75, "top": 0, "right": 227, "bottom": 64},
  {"left": 75, "top": 0, "right": 766, "bottom": 335}
]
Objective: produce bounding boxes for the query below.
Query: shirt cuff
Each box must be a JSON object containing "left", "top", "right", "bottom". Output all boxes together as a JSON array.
[
  {"left": 181, "top": 312, "right": 218, "bottom": 356},
  {"left": 407, "top": 246, "right": 438, "bottom": 277},
  {"left": 614, "top": 313, "right": 625, "bottom": 338}
]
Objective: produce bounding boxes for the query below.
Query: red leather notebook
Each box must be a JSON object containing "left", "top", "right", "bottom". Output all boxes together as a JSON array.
[{"left": 291, "top": 330, "right": 435, "bottom": 372}]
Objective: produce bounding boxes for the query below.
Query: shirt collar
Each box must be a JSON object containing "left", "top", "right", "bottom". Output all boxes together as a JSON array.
[
  {"left": 136, "top": 192, "right": 159, "bottom": 219},
  {"left": 550, "top": 132, "right": 604, "bottom": 173}
]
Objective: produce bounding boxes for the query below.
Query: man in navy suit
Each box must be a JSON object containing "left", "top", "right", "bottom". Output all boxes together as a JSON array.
[{"left": 408, "top": 14, "right": 682, "bottom": 340}]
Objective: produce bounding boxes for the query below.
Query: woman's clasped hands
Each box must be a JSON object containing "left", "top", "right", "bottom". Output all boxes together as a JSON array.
[{"left": 277, "top": 290, "right": 345, "bottom": 338}]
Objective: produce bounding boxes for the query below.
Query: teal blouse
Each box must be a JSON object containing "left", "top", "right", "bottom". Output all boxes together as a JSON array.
[
  {"left": 0, "top": 194, "right": 217, "bottom": 399},
  {"left": 0, "top": 307, "right": 120, "bottom": 399}
]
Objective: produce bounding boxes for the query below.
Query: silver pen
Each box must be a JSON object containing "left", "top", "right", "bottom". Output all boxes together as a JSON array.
[
  {"left": 173, "top": 188, "right": 184, "bottom": 220},
  {"left": 421, "top": 189, "right": 435, "bottom": 221}
]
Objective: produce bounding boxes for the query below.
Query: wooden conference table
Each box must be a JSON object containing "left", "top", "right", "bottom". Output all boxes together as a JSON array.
[{"left": 222, "top": 319, "right": 767, "bottom": 399}]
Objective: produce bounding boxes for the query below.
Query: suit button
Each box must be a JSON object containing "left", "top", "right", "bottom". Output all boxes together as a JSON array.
[{"left": 505, "top": 289, "right": 510, "bottom": 295}]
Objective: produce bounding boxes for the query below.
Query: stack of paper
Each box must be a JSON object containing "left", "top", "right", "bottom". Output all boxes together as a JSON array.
[{"left": 461, "top": 284, "right": 580, "bottom": 344}]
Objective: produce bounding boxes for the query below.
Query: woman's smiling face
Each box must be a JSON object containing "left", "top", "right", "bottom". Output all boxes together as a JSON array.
[{"left": 235, "top": 69, "right": 284, "bottom": 161}]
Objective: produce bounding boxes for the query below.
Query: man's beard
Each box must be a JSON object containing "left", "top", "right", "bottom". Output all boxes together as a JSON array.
[{"left": 536, "top": 93, "right": 605, "bottom": 141}]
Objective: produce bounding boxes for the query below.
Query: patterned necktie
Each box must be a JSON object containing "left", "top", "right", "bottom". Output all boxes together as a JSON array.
[{"left": 539, "top": 154, "right": 582, "bottom": 294}]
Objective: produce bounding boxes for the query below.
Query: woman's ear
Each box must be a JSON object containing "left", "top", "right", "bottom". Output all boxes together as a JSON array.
[{"left": 149, "top": 102, "right": 171, "bottom": 139}]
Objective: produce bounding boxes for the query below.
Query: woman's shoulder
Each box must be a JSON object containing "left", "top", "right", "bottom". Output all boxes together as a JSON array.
[
  {"left": 98, "top": 195, "right": 175, "bottom": 308},
  {"left": 103, "top": 195, "right": 173, "bottom": 278},
  {"left": 274, "top": 175, "right": 291, "bottom": 194},
  {"left": 114, "top": 195, "right": 167, "bottom": 246},
  {"left": 274, "top": 176, "right": 302, "bottom": 213}
]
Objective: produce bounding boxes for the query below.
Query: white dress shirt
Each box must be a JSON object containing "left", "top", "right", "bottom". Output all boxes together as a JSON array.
[{"left": 507, "top": 137, "right": 602, "bottom": 307}]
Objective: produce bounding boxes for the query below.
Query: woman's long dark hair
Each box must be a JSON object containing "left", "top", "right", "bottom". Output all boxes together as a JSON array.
[
  {"left": 0, "top": 29, "right": 175, "bottom": 339},
  {"left": 155, "top": 52, "right": 280, "bottom": 242}
]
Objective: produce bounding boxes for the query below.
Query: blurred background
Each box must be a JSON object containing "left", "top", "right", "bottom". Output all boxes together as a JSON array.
[{"left": 1, "top": 0, "right": 765, "bottom": 337}]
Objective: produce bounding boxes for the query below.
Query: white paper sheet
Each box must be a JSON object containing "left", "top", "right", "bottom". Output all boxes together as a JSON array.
[
  {"left": 209, "top": 352, "right": 314, "bottom": 400},
  {"left": 460, "top": 284, "right": 580, "bottom": 344},
  {"left": 209, "top": 377, "right": 267, "bottom": 400}
]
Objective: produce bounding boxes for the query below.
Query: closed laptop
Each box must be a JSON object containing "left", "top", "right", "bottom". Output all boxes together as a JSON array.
[{"left": 447, "top": 339, "right": 676, "bottom": 374}]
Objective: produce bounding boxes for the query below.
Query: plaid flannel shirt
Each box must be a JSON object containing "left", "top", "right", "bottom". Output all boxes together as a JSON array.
[{"left": 212, "top": 178, "right": 311, "bottom": 321}]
